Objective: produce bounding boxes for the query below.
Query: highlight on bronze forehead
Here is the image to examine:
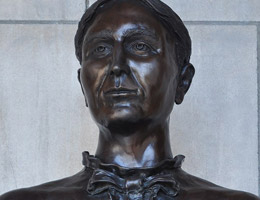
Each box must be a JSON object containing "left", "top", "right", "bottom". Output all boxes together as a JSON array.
[{"left": 75, "top": 0, "right": 191, "bottom": 67}]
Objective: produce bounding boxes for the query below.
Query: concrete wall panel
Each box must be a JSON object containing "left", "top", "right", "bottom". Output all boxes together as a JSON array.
[
  {"left": 0, "top": 24, "right": 98, "bottom": 194},
  {"left": 1, "top": 0, "right": 259, "bottom": 22},
  {"left": 0, "top": 0, "right": 85, "bottom": 21},
  {"left": 163, "top": 0, "right": 260, "bottom": 22},
  {"left": 89, "top": 0, "right": 260, "bottom": 22},
  {"left": 171, "top": 25, "right": 258, "bottom": 194}
]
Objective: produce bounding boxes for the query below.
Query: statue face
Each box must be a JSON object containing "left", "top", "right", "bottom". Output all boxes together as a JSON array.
[{"left": 79, "top": 0, "right": 180, "bottom": 127}]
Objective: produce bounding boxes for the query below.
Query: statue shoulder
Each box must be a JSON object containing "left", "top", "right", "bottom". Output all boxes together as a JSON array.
[
  {"left": 0, "top": 188, "right": 42, "bottom": 200},
  {"left": 175, "top": 169, "right": 260, "bottom": 199},
  {"left": 230, "top": 191, "right": 260, "bottom": 200},
  {"left": 182, "top": 187, "right": 260, "bottom": 200},
  {"left": 0, "top": 168, "right": 90, "bottom": 200}
]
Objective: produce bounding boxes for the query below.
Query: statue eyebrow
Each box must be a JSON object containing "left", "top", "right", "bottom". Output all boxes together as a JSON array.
[
  {"left": 84, "top": 28, "right": 158, "bottom": 45},
  {"left": 123, "top": 28, "right": 158, "bottom": 41},
  {"left": 84, "top": 30, "right": 114, "bottom": 45}
]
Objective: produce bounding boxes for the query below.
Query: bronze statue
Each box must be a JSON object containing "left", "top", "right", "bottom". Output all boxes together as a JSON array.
[{"left": 1, "top": 0, "right": 259, "bottom": 199}]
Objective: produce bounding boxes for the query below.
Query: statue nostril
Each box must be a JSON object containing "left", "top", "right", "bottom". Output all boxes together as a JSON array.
[{"left": 111, "top": 65, "right": 121, "bottom": 76}]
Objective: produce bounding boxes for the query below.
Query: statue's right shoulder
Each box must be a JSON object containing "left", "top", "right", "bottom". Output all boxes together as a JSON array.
[
  {"left": 0, "top": 188, "right": 40, "bottom": 200},
  {"left": 0, "top": 168, "right": 91, "bottom": 200}
]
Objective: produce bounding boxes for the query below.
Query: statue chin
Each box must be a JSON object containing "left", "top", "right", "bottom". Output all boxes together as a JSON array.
[{"left": 97, "top": 105, "right": 145, "bottom": 126}]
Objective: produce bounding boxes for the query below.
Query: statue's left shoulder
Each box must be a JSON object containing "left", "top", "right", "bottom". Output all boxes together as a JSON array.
[
  {"left": 227, "top": 190, "right": 260, "bottom": 200},
  {"left": 179, "top": 186, "right": 260, "bottom": 200},
  {"left": 174, "top": 168, "right": 260, "bottom": 200}
]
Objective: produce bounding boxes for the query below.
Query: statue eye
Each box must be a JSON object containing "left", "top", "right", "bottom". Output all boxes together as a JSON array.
[
  {"left": 128, "top": 41, "right": 156, "bottom": 56},
  {"left": 95, "top": 45, "right": 106, "bottom": 52},
  {"left": 134, "top": 42, "right": 149, "bottom": 52},
  {"left": 92, "top": 44, "right": 111, "bottom": 57}
]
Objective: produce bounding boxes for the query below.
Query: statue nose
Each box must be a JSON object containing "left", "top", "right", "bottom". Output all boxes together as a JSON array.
[
  {"left": 110, "top": 45, "right": 130, "bottom": 77},
  {"left": 111, "top": 65, "right": 122, "bottom": 76}
]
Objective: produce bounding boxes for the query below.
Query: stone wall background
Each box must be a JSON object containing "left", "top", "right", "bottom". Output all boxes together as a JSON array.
[{"left": 0, "top": 0, "right": 259, "bottom": 196}]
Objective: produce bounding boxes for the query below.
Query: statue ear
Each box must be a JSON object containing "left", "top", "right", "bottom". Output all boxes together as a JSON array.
[
  {"left": 78, "top": 68, "right": 88, "bottom": 107},
  {"left": 175, "top": 63, "right": 195, "bottom": 105}
]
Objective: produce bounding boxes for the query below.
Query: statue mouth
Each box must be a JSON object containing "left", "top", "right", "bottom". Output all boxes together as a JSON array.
[{"left": 104, "top": 88, "right": 138, "bottom": 97}]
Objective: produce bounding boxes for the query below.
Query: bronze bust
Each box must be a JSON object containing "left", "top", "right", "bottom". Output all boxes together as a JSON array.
[{"left": 1, "top": 0, "right": 259, "bottom": 199}]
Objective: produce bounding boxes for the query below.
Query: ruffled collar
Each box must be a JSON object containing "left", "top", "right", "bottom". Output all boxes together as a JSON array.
[
  {"left": 82, "top": 151, "right": 184, "bottom": 173},
  {"left": 82, "top": 152, "right": 184, "bottom": 199}
]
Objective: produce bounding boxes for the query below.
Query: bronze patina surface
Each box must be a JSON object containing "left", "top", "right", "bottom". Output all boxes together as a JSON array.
[{"left": 1, "top": 0, "right": 259, "bottom": 199}]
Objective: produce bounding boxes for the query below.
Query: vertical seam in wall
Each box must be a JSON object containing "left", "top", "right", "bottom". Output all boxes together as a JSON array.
[
  {"left": 85, "top": 0, "right": 89, "bottom": 10},
  {"left": 257, "top": 23, "right": 260, "bottom": 196}
]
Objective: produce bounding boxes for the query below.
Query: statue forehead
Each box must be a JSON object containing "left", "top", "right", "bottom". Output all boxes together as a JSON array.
[
  {"left": 85, "top": 0, "right": 165, "bottom": 38},
  {"left": 91, "top": 0, "right": 154, "bottom": 16},
  {"left": 75, "top": 0, "right": 191, "bottom": 66}
]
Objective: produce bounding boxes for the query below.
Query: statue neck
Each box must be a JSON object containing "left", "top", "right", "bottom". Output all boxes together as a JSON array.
[{"left": 95, "top": 120, "right": 173, "bottom": 168}]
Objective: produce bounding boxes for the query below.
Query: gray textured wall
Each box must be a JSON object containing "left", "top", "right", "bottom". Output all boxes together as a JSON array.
[{"left": 0, "top": 0, "right": 259, "bottom": 196}]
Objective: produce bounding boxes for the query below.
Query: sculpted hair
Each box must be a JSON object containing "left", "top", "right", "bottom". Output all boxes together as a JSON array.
[{"left": 75, "top": 0, "right": 191, "bottom": 68}]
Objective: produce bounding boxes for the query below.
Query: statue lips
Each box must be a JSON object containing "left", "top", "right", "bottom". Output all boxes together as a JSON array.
[
  {"left": 102, "top": 87, "right": 142, "bottom": 109},
  {"left": 104, "top": 88, "right": 138, "bottom": 98},
  {"left": 99, "top": 74, "right": 145, "bottom": 108}
]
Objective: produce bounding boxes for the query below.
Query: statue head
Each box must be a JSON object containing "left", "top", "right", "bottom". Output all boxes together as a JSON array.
[{"left": 75, "top": 0, "right": 195, "bottom": 130}]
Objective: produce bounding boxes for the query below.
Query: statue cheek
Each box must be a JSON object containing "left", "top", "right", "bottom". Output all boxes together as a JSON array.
[
  {"left": 129, "top": 59, "right": 161, "bottom": 89},
  {"left": 82, "top": 62, "right": 108, "bottom": 91}
]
